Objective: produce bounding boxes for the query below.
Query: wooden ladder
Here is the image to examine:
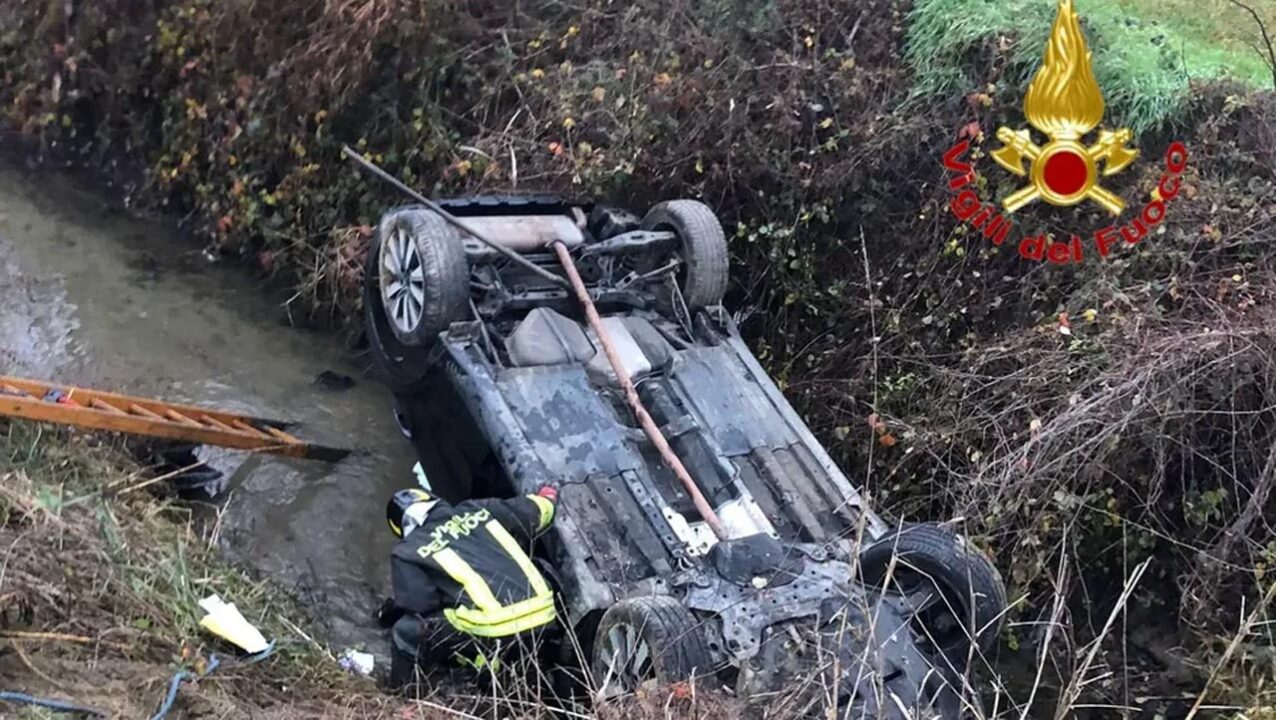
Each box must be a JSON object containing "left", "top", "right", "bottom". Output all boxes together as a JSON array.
[{"left": 0, "top": 376, "right": 348, "bottom": 462}]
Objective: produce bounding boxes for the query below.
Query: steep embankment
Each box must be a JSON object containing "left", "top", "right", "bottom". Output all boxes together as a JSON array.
[
  {"left": 0, "top": 424, "right": 390, "bottom": 717},
  {"left": 3, "top": 0, "right": 1276, "bottom": 713},
  {"left": 2, "top": 427, "right": 734, "bottom": 719}
]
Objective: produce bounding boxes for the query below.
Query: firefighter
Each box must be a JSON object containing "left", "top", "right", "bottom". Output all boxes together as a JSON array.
[{"left": 378, "top": 483, "right": 560, "bottom": 687}]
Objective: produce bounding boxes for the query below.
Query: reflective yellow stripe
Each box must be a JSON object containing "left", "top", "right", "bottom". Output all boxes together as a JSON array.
[
  {"left": 455, "top": 651, "right": 501, "bottom": 673},
  {"left": 486, "top": 521, "right": 551, "bottom": 596},
  {"left": 527, "top": 495, "right": 555, "bottom": 531},
  {"left": 445, "top": 594, "right": 557, "bottom": 637},
  {"left": 432, "top": 520, "right": 558, "bottom": 639},
  {"left": 432, "top": 548, "right": 500, "bottom": 612}
]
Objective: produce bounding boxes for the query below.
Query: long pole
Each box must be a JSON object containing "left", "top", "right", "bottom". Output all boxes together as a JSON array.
[
  {"left": 341, "top": 145, "right": 569, "bottom": 289},
  {"left": 550, "top": 241, "right": 726, "bottom": 539},
  {"left": 344, "top": 143, "right": 723, "bottom": 538}
]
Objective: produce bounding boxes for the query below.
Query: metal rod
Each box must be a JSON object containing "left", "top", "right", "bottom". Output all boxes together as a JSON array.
[
  {"left": 340, "top": 145, "right": 569, "bottom": 289},
  {"left": 550, "top": 240, "right": 726, "bottom": 539}
]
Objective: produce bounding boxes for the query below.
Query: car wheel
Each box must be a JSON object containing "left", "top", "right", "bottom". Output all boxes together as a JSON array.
[
  {"left": 363, "top": 208, "right": 468, "bottom": 392},
  {"left": 591, "top": 596, "right": 713, "bottom": 696},
  {"left": 859, "top": 523, "right": 1007, "bottom": 666},
  {"left": 640, "top": 200, "right": 729, "bottom": 308},
  {"left": 363, "top": 229, "right": 432, "bottom": 392},
  {"left": 375, "top": 207, "right": 469, "bottom": 347}
]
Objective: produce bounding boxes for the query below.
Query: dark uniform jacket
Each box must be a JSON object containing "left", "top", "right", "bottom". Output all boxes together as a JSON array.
[{"left": 390, "top": 494, "right": 556, "bottom": 637}]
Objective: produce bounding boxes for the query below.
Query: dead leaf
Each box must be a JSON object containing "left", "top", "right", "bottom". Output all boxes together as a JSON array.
[
  {"left": 878, "top": 433, "right": 897, "bottom": 448},
  {"left": 669, "top": 681, "right": 693, "bottom": 700},
  {"left": 867, "top": 413, "right": 886, "bottom": 432},
  {"left": 958, "top": 121, "right": 982, "bottom": 141},
  {"left": 965, "top": 93, "right": 992, "bottom": 110},
  {"left": 1057, "top": 312, "right": 1071, "bottom": 336}
]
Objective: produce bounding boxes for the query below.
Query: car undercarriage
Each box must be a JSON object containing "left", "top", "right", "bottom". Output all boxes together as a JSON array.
[{"left": 362, "top": 194, "right": 1007, "bottom": 717}]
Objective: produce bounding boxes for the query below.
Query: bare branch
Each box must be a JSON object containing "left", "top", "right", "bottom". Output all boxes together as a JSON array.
[{"left": 1228, "top": 0, "right": 1276, "bottom": 91}]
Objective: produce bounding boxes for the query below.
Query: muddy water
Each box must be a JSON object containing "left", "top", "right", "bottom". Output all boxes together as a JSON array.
[{"left": 0, "top": 159, "right": 416, "bottom": 652}]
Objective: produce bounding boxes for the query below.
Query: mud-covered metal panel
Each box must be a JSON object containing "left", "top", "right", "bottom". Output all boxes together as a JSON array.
[
  {"left": 721, "top": 329, "right": 889, "bottom": 539},
  {"left": 780, "top": 443, "right": 860, "bottom": 533},
  {"left": 667, "top": 347, "right": 800, "bottom": 455},
  {"left": 734, "top": 454, "right": 816, "bottom": 542},
  {"left": 559, "top": 473, "right": 677, "bottom": 589},
  {"left": 733, "top": 446, "right": 861, "bottom": 544},
  {"left": 494, "top": 365, "right": 642, "bottom": 478}
]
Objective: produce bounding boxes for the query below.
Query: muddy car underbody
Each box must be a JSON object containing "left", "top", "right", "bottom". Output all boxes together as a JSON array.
[{"left": 363, "top": 196, "right": 1005, "bottom": 717}]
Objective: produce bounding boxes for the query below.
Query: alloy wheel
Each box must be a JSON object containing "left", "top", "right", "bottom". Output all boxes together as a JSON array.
[{"left": 380, "top": 225, "right": 426, "bottom": 335}]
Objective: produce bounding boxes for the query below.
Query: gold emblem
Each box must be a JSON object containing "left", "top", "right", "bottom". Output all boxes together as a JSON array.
[{"left": 992, "top": 0, "right": 1138, "bottom": 215}]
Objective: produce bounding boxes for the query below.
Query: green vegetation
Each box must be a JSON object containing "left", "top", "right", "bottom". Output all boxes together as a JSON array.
[
  {"left": 0, "top": 424, "right": 748, "bottom": 717},
  {"left": 907, "top": 0, "right": 1276, "bottom": 131},
  {"left": 0, "top": 0, "right": 1274, "bottom": 715},
  {"left": 0, "top": 422, "right": 388, "bottom": 717}
]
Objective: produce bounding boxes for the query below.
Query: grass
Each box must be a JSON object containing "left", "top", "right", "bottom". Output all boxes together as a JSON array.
[
  {"left": 1, "top": 421, "right": 1270, "bottom": 716},
  {"left": 0, "top": 422, "right": 391, "bottom": 718},
  {"left": 906, "top": 0, "right": 1276, "bottom": 132},
  {"left": 0, "top": 423, "right": 746, "bottom": 718}
]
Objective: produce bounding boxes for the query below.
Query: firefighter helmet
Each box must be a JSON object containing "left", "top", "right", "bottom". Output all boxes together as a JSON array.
[{"left": 387, "top": 487, "right": 434, "bottom": 538}]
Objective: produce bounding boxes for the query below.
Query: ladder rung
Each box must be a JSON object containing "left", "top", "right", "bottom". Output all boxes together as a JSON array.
[
  {"left": 264, "top": 426, "right": 302, "bottom": 445},
  {"left": 164, "top": 409, "right": 201, "bottom": 427},
  {"left": 231, "top": 419, "right": 272, "bottom": 439},
  {"left": 200, "top": 416, "right": 237, "bottom": 433},
  {"left": 91, "top": 399, "right": 126, "bottom": 414},
  {"left": 128, "top": 403, "right": 164, "bottom": 421}
]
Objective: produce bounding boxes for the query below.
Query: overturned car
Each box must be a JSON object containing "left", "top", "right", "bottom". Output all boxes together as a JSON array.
[{"left": 362, "top": 195, "right": 1007, "bottom": 717}]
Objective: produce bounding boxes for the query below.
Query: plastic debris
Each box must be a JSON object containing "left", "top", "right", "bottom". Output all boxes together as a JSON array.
[
  {"left": 339, "top": 649, "right": 375, "bottom": 676},
  {"left": 413, "top": 462, "right": 432, "bottom": 491},
  {"left": 198, "top": 595, "right": 270, "bottom": 653}
]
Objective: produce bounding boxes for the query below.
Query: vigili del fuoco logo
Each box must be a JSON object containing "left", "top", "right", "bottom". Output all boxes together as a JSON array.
[{"left": 942, "top": 0, "right": 1190, "bottom": 264}]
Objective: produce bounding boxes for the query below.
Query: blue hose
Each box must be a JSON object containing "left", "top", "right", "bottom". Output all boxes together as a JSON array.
[
  {"left": 148, "top": 641, "right": 277, "bottom": 720},
  {"left": 244, "top": 641, "right": 277, "bottom": 664},
  {"left": 149, "top": 654, "right": 222, "bottom": 720},
  {"left": 0, "top": 691, "right": 105, "bottom": 716},
  {"left": 3, "top": 642, "right": 278, "bottom": 720}
]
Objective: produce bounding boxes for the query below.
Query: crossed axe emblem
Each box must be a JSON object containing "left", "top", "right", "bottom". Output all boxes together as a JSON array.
[{"left": 992, "top": 127, "right": 1139, "bottom": 216}]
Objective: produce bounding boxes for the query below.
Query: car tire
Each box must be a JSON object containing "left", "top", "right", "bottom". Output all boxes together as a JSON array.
[
  {"left": 640, "top": 200, "right": 729, "bottom": 308},
  {"left": 591, "top": 596, "right": 714, "bottom": 695},
  {"left": 859, "top": 523, "right": 1007, "bottom": 664},
  {"left": 375, "top": 207, "right": 469, "bottom": 347},
  {"left": 363, "top": 230, "right": 432, "bottom": 393}
]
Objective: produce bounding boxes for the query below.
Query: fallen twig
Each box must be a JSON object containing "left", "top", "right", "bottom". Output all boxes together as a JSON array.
[{"left": 1184, "top": 578, "right": 1276, "bottom": 720}]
